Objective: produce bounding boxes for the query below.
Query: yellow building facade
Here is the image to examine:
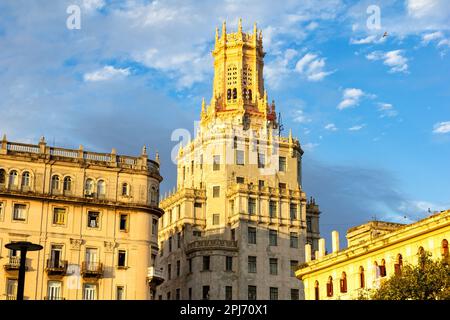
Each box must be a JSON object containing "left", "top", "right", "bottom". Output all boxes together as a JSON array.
[
  {"left": 0, "top": 135, "right": 163, "bottom": 300},
  {"left": 295, "top": 210, "right": 450, "bottom": 300},
  {"left": 154, "top": 20, "right": 320, "bottom": 300}
]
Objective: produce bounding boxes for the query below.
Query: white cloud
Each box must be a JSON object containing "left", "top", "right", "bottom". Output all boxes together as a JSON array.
[
  {"left": 265, "top": 49, "right": 298, "bottom": 88},
  {"left": 378, "top": 103, "right": 399, "bottom": 118},
  {"left": 292, "top": 109, "right": 312, "bottom": 124},
  {"left": 366, "top": 50, "right": 409, "bottom": 73},
  {"left": 306, "top": 21, "right": 319, "bottom": 31},
  {"left": 302, "top": 142, "right": 319, "bottom": 151},
  {"left": 421, "top": 31, "right": 444, "bottom": 44},
  {"left": 337, "top": 88, "right": 365, "bottom": 110},
  {"left": 350, "top": 35, "right": 386, "bottom": 45},
  {"left": 324, "top": 123, "right": 337, "bottom": 131},
  {"left": 83, "top": 0, "right": 105, "bottom": 12},
  {"left": 348, "top": 124, "right": 365, "bottom": 131},
  {"left": 83, "top": 66, "right": 130, "bottom": 82},
  {"left": 295, "top": 53, "right": 334, "bottom": 82},
  {"left": 407, "top": 0, "right": 442, "bottom": 19},
  {"left": 433, "top": 121, "right": 450, "bottom": 133}
]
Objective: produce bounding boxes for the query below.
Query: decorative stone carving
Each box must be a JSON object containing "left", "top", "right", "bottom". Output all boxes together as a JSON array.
[
  {"left": 69, "top": 238, "right": 82, "bottom": 250},
  {"left": 104, "top": 241, "right": 116, "bottom": 253}
]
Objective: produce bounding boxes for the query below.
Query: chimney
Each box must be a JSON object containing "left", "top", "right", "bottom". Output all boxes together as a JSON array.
[
  {"left": 332, "top": 230, "right": 340, "bottom": 253},
  {"left": 305, "top": 244, "right": 312, "bottom": 263},
  {"left": 318, "top": 238, "right": 326, "bottom": 258}
]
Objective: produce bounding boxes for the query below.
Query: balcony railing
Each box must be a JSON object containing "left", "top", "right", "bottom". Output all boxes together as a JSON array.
[
  {"left": 6, "top": 294, "right": 16, "bottom": 300},
  {"left": 186, "top": 239, "right": 238, "bottom": 254},
  {"left": 81, "top": 262, "right": 103, "bottom": 278},
  {"left": 147, "top": 266, "right": 165, "bottom": 287},
  {"left": 3, "top": 256, "right": 27, "bottom": 271},
  {"left": 45, "top": 259, "right": 68, "bottom": 276},
  {"left": 44, "top": 296, "right": 66, "bottom": 300}
]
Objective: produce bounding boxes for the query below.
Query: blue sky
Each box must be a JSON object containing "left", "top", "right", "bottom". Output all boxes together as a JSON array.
[{"left": 1, "top": 0, "right": 449, "bottom": 248}]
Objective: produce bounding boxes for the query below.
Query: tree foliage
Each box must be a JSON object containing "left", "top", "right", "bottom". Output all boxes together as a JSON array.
[{"left": 370, "top": 251, "right": 450, "bottom": 300}]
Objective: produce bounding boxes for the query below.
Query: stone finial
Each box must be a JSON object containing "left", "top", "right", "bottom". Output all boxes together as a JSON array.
[
  {"left": 2, "top": 134, "right": 6, "bottom": 142},
  {"left": 111, "top": 148, "right": 117, "bottom": 155},
  {"left": 222, "top": 21, "right": 227, "bottom": 40},
  {"left": 142, "top": 145, "right": 147, "bottom": 156},
  {"left": 201, "top": 97, "right": 206, "bottom": 113},
  {"left": 155, "top": 151, "right": 160, "bottom": 164},
  {"left": 39, "top": 136, "right": 46, "bottom": 144},
  {"left": 305, "top": 244, "right": 312, "bottom": 263},
  {"left": 215, "top": 27, "right": 219, "bottom": 43},
  {"left": 79, "top": 145, "right": 83, "bottom": 151},
  {"left": 253, "top": 22, "right": 257, "bottom": 35},
  {"left": 318, "top": 238, "right": 326, "bottom": 258},
  {"left": 258, "top": 29, "right": 262, "bottom": 40},
  {"left": 289, "top": 129, "right": 293, "bottom": 144},
  {"left": 332, "top": 230, "right": 340, "bottom": 253},
  {"left": 238, "top": 18, "right": 242, "bottom": 33}
]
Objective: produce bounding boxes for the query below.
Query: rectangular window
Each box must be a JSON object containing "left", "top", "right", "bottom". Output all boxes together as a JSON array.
[
  {"left": 248, "top": 285, "right": 257, "bottom": 300},
  {"left": 279, "top": 183, "right": 286, "bottom": 189},
  {"left": 53, "top": 208, "right": 66, "bottom": 225},
  {"left": 226, "top": 256, "right": 233, "bottom": 271},
  {"left": 213, "top": 155, "right": 220, "bottom": 171},
  {"left": 290, "top": 260, "right": 298, "bottom": 277},
  {"left": 0, "top": 202, "right": 3, "bottom": 219},
  {"left": 83, "top": 284, "right": 97, "bottom": 300},
  {"left": 202, "top": 286, "right": 210, "bottom": 300},
  {"left": 269, "top": 201, "right": 277, "bottom": 218},
  {"left": 231, "top": 228, "right": 236, "bottom": 241},
  {"left": 118, "top": 250, "right": 127, "bottom": 268},
  {"left": 199, "top": 154, "right": 203, "bottom": 170},
  {"left": 258, "top": 153, "right": 265, "bottom": 168},
  {"left": 212, "top": 214, "right": 219, "bottom": 225},
  {"left": 87, "top": 211, "right": 99, "bottom": 228},
  {"left": 47, "top": 281, "right": 62, "bottom": 300},
  {"left": 290, "top": 233, "right": 299, "bottom": 248},
  {"left": 236, "top": 176, "right": 245, "bottom": 184},
  {"left": 176, "top": 260, "right": 180, "bottom": 277},
  {"left": 248, "top": 227, "right": 256, "bottom": 244},
  {"left": 269, "top": 258, "right": 278, "bottom": 275},
  {"left": 229, "top": 200, "right": 235, "bottom": 215},
  {"left": 152, "top": 219, "right": 158, "bottom": 235},
  {"left": 188, "top": 288, "right": 192, "bottom": 300},
  {"left": 167, "top": 292, "right": 171, "bottom": 300},
  {"left": 307, "top": 217, "right": 312, "bottom": 231},
  {"left": 119, "top": 214, "right": 128, "bottom": 231},
  {"left": 193, "top": 230, "right": 202, "bottom": 237},
  {"left": 270, "top": 287, "right": 278, "bottom": 300},
  {"left": 13, "top": 204, "right": 26, "bottom": 221},
  {"left": 279, "top": 156, "right": 286, "bottom": 172},
  {"left": 291, "top": 289, "right": 299, "bottom": 300},
  {"left": 177, "top": 232, "right": 181, "bottom": 248},
  {"left": 203, "top": 256, "right": 210, "bottom": 271},
  {"left": 168, "top": 264, "right": 171, "bottom": 280},
  {"left": 169, "top": 236, "right": 172, "bottom": 252},
  {"left": 188, "top": 258, "right": 192, "bottom": 273},
  {"left": 176, "top": 288, "right": 181, "bottom": 300},
  {"left": 248, "top": 256, "right": 257, "bottom": 273},
  {"left": 258, "top": 180, "right": 264, "bottom": 189},
  {"left": 213, "top": 186, "right": 220, "bottom": 198},
  {"left": 6, "top": 279, "right": 18, "bottom": 299},
  {"left": 160, "top": 241, "right": 164, "bottom": 256},
  {"left": 236, "top": 150, "right": 244, "bottom": 165},
  {"left": 248, "top": 198, "right": 256, "bottom": 215},
  {"left": 290, "top": 203, "right": 297, "bottom": 220},
  {"left": 269, "top": 230, "right": 278, "bottom": 246},
  {"left": 116, "top": 286, "right": 125, "bottom": 300},
  {"left": 225, "top": 286, "right": 232, "bottom": 300}
]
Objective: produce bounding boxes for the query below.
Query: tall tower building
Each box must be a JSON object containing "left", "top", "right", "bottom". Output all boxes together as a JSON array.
[{"left": 155, "top": 20, "right": 320, "bottom": 300}]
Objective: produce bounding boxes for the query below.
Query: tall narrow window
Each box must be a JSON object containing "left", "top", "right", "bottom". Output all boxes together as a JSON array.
[
  {"left": 236, "top": 150, "right": 244, "bottom": 165},
  {"left": 83, "top": 283, "right": 97, "bottom": 300},
  {"left": 87, "top": 211, "right": 99, "bottom": 228},
  {"left": 0, "top": 169, "right": 6, "bottom": 184},
  {"left": 53, "top": 208, "right": 66, "bottom": 225},
  {"left": 290, "top": 203, "right": 297, "bottom": 220},
  {"left": 248, "top": 198, "right": 256, "bottom": 215},
  {"left": 47, "top": 281, "right": 62, "bottom": 300},
  {"left": 291, "top": 289, "right": 299, "bottom": 300},
  {"left": 203, "top": 256, "right": 210, "bottom": 271},
  {"left": 169, "top": 236, "right": 172, "bottom": 252},
  {"left": 85, "top": 179, "right": 94, "bottom": 195},
  {"left": 188, "top": 288, "right": 192, "bottom": 300},
  {"left": 248, "top": 286, "right": 257, "bottom": 300},
  {"left": 116, "top": 286, "right": 125, "bottom": 300},
  {"left": 7, "top": 279, "right": 18, "bottom": 300},
  {"left": 340, "top": 272, "right": 347, "bottom": 293},
  {"left": 326, "top": 276, "right": 333, "bottom": 297},
  {"left": 279, "top": 156, "right": 286, "bottom": 172},
  {"left": 51, "top": 175, "right": 60, "bottom": 191},
  {"left": 269, "top": 258, "right": 278, "bottom": 275},
  {"left": 202, "top": 286, "right": 210, "bottom": 300},
  {"left": 119, "top": 214, "right": 128, "bottom": 231},
  {"left": 213, "top": 186, "right": 220, "bottom": 197},
  {"left": 225, "top": 286, "right": 232, "bottom": 300},
  {"left": 290, "top": 260, "right": 298, "bottom": 277},
  {"left": 380, "top": 259, "right": 387, "bottom": 277},
  {"left": 122, "top": 183, "right": 130, "bottom": 196},
  {"left": 442, "top": 239, "right": 449, "bottom": 258},
  {"left": 269, "top": 230, "right": 278, "bottom": 246},
  {"left": 226, "top": 256, "right": 233, "bottom": 271},
  {"left": 188, "top": 258, "right": 192, "bottom": 273},
  {"left": 258, "top": 153, "right": 265, "bottom": 168},
  {"left": 152, "top": 219, "right": 158, "bottom": 235},
  {"left": 269, "top": 287, "right": 278, "bottom": 300},
  {"left": 176, "top": 288, "right": 180, "bottom": 300},
  {"left": 176, "top": 260, "right": 181, "bottom": 277},
  {"left": 394, "top": 254, "right": 403, "bottom": 276},
  {"left": 97, "top": 180, "right": 106, "bottom": 197},
  {"left": 21, "top": 172, "right": 30, "bottom": 188},
  {"left": 248, "top": 256, "right": 257, "bottom": 273},
  {"left": 248, "top": 227, "right": 256, "bottom": 244},
  {"left": 9, "top": 170, "right": 18, "bottom": 187},
  {"left": 269, "top": 201, "right": 277, "bottom": 218},
  {"left": 232, "top": 88, "right": 237, "bottom": 99},
  {"left": 118, "top": 250, "right": 127, "bottom": 268},
  {"left": 314, "top": 281, "right": 319, "bottom": 300},
  {"left": 63, "top": 177, "right": 72, "bottom": 192},
  {"left": 213, "top": 155, "right": 220, "bottom": 171},
  {"left": 168, "top": 264, "right": 171, "bottom": 280},
  {"left": 212, "top": 214, "right": 220, "bottom": 225},
  {"left": 359, "top": 266, "right": 365, "bottom": 288},
  {"left": 290, "top": 233, "right": 298, "bottom": 248}
]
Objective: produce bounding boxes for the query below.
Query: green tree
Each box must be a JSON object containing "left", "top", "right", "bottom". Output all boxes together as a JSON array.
[{"left": 370, "top": 251, "right": 450, "bottom": 300}]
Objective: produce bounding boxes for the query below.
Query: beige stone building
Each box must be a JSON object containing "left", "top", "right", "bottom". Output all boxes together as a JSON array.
[
  {"left": 295, "top": 210, "right": 450, "bottom": 300},
  {"left": 0, "top": 135, "right": 163, "bottom": 300},
  {"left": 154, "top": 20, "right": 320, "bottom": 300}
]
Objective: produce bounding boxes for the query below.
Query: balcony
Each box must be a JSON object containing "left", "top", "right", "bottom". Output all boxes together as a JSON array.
[
  {"left": 186, "top": 239, "right": 238, "bottom": 254},
  {"left": 45, "top": 259, "right": 68, "bottom": 276},
  {"left": 44, "top": 296, "right": 66, "bottom": 300},
  {"left": 6, "top": 295, "right": 16, "bottom": 300},
  {"left": 147, "top": 267, "right": 165, "bottom": 288},
  {"left": 81, "top": 262, "right": 103, "bottom": 279},
  {"left": 3, "top": 256, "right": 28, "bottom": 271}
]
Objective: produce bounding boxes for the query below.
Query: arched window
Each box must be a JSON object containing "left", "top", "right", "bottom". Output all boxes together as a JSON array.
[
  {"left": 232, "top": 88, "right": 237, "bottom": 99},
  {"left": 248, "top": 89, "right": 252, "bottom": 101},
  {"left": 359, "top": 266, "right": 365, "bottom": 288},
  {"left": 441, "top": 239, "right": 449, "bottom": 258},
  {"left": 373, "top": 261, "right": 379, "bottom": 279},
  {"left": 243, "top": 88, "right": 247, "bottom": 99},
  {"left": 418, "top": 246, "right": 425, "bottom": 256},
  {"left": 21, "top": 171, "right": 30, "bottom": 187},
  {"left": 85, "top": 178, "right": 94, "bottom": 195},
  {"left": 0, "top": 169, "right": 5, "bottom": 184},
  {"left": 9, "top": 170, "right": 18, "bottom": 187},
  {"left": 63, "top": 177, "right": 72, "bottom": 192},
  {"left": 51, "top": 175, "right": 60, "bottom": 190},
  {"left": 314, "top": 280, "right": 319, "bottom": 300},
  {"left": 394, "top": 254, "right": 403, "bottom": 276},
  {"left": 380, "top": 259, "right": 387, "bottom": 277},
  {"left": 122, "top": 183, "right": 130, "bottom": 196},
  {"left": 326, "top": 276, "right": 333, "bottom": 297},
  {"left": 97, "top": 180, "right": 106, "bottom": 196},
  {"left": 340, "top": 272, "right": 347, "bottom": 293},
  {"left": 150, "top": 186, "right": 158, "bottom": 205},
  {"left": 227, "top": 89, "right": 231, "bottom": 100}
]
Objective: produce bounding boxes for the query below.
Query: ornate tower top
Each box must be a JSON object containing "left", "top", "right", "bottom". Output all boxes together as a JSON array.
[{"left": 202, "top": 19, "right": 276, "bottom": 130}]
